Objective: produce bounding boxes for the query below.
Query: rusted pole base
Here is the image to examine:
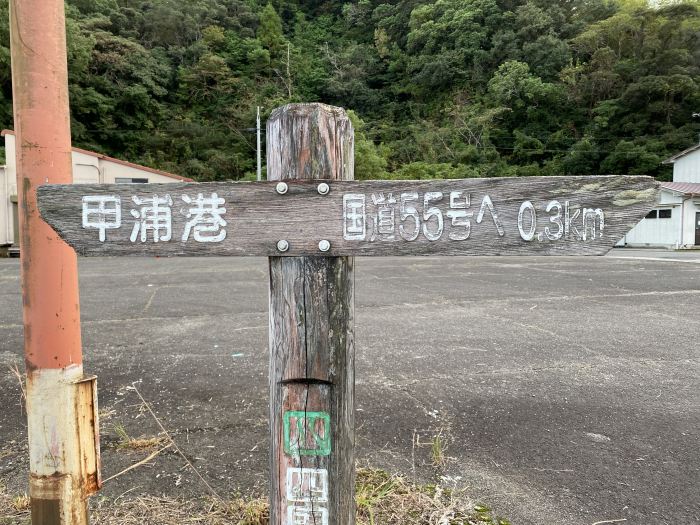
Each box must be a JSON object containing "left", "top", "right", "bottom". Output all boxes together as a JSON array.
[{"left": 27, "top": 367, "right": 100, "bottom": 525}]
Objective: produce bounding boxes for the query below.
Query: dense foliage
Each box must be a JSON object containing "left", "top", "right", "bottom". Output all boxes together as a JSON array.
[{"left": 0, "top": 0, "right": 698, "bottom": 180}]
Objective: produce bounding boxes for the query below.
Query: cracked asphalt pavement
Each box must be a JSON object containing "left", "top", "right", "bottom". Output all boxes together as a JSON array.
[{"left": 1, "top": 249, "right": 698, "bottom": 524}]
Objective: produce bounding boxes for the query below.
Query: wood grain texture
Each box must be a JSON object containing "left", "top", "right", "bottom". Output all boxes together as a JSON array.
[
  {"left": 268, "top": 104, "right": 355, "bottom": 525},
  {"left": 38, "top": 175, "right": 659, "bottom": 257}
]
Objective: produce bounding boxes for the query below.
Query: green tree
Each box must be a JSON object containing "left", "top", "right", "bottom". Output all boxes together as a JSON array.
[
  {"left": 258, "top": 3, "right": 286, "bottom": 57},
  {"left": 348, "top": 110, "right": 388, "bottom": 180},
  {"left": 0, "top": 0, "right": 695, "bottom": 182}
]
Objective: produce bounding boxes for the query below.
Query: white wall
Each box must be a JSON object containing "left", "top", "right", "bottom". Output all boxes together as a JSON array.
[
  {"left": 624, "top": 209, "right": 680, "bottom": 247},
  {"left": 4, "top": 132, "right": 16, "bottom": 196},
  {"left": 0, "top": 138, "right": 18, "bottom": 245},
  {"left": 73, "top": 150, "right": 101, "bottom": 184},
  {"left": 621, "top": 189, "right": 683, "bottom": 248},
  {"left": 102, "top": 161, "right": 180, "bottom": 183},
  {"left": 0, "top": 167, "right": 9, "bottom": 245},
  {"left": 681, "top": 199, "right": 700, "bottom": 247},
  {"left": 671, "top": 149, "right": 700, "bottom": 247},
  {"left": 673, "top": 149, "right": 700, "bottom": 183}
]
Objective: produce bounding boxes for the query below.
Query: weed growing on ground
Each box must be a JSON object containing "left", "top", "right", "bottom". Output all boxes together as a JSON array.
[
  {"left": 113, "top": 423, "right": 166, "bottom": 451},
  {"left": 431, "top": 434, "right": 447, "bottom": 469},
  {"left": 11, "top": 494, "right": 30, "bottom": 512},
  {"left": 0, "top": 484, "right": 29, "bottom": 525}
]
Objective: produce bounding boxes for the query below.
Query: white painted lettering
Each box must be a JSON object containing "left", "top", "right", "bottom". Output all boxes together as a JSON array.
[
  {"left": 370, "top": 193, "right": 398, "bottom": 241},
  {"left": 582, "top": 208, "right": 605, "bottom": 241},
  {"left": 477, "top": 195, "right": 505, "bottom": 236},
  {"left": 287, "top": 505, "right": 329, "bottom": 525},
  {"left": 422, "top": 192, "right": 444, "bottom": 241},
  {"left": 82, "top": 195, "right": 121, "bottom": 242},
  {"left": 518, "top": 201, "right": 537, "bottom": 241},
  {"left": 286, "top": 467, "right": 329, "bottom": 503},
  {"left": 343, "top": 194, "right": 366, "bottom": 241},
  {"left": 130, "top": 194, "right": 173, "bottom": 243},
  {"left": 565, "top": 201, "right": 581, "bottom": 240},
  {"left": 286, "top": 467, "right": 330, "bottom": 525},
  {"left": 181, "top": 193, "right": 227, "bottom": 242},
  {"left": 545, "top": 201, "right": 564, "bottom": 241},
  {"left": 399, "top": 192, "right": 420, "bottom": 241},
  {"left": 446, "top": 191, "right": 472, "bottom": 241}
]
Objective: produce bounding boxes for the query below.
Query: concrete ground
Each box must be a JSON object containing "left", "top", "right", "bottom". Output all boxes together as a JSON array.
[{"left": 0, "top": 249, "right": 698, "bottom": 524}]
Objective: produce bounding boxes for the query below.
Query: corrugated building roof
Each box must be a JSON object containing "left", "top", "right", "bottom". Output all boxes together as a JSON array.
[{"left": 660, "top": 182, "right": 700, "bottom": 195}]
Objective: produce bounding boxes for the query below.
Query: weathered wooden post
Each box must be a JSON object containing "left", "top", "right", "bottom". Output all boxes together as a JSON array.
[
  {"left": 9, "top": 0, "right": 100, "bottom": 523},
  {"left": 267, "top": 104, "right": 355, "bottom": 525}
]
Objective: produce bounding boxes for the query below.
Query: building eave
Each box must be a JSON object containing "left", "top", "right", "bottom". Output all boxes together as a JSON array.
[{"left": 662, "top": 143, "right": 700, "bottom": 164}]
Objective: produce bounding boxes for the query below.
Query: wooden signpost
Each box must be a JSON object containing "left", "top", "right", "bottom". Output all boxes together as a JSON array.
[{"left": 37, "top": 103, "right": 659, "bottom": 525}]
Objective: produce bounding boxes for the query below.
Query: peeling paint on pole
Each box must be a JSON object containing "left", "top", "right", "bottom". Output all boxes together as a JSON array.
[{"left": 27, "top": 368, "right": 100, "bottom": 524}]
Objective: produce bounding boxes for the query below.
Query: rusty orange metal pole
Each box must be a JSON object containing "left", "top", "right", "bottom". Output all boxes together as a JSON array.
[{"left": 10, "top": 1, "right": 100, "bottom": 524}]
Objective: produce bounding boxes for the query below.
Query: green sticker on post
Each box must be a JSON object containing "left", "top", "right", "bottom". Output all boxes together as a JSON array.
[{"left": 283, "top": 411, "right": 331, "bottom": 457}]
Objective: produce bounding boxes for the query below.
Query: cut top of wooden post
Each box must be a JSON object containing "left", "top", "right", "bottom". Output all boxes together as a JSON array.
[{"left": 267, "top": 103, "right": 354, "bottom": 182}]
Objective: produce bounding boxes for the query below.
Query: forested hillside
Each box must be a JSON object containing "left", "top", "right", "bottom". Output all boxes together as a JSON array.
[{"left": 0, "top": 0, "right": 698, "bottom": 181}]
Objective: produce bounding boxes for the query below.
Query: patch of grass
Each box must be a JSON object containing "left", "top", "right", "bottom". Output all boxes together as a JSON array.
[
  {"left": 431, "top": 434, "right": 447, "bottom": 468},
  {"left": 12, "top": 494, "right": 30, "bottom": 512},
  {"left": 113, "top": 423, "right": 166, "bottom": 451},
  {"left": 0, "top": 468, "right": 512, "bottom": 524},
  {"left": 0, "top": 484, "right": 30, "bottom": 525},
  {"left": 217, "top": 496, "right": 269, "bottom": 525},
  {"left": 89, "top": 494, "right": 270, "bottom": 525},
  {"left": 473, "top": 504, "right": 511, "bottom": 525},
  {"left": 356, "top": 467, "right": 490, "bottom": 524}
]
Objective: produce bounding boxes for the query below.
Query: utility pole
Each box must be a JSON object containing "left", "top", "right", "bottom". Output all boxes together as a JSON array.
[
  {"left": 286, "top": 43, "right": 292, "bottom": 99},
  {"left": 10, "top": 1, "right": 100, "bottom": 523},
  {"left": 257, "top": 106, "right": 262, "bottom": 181}
]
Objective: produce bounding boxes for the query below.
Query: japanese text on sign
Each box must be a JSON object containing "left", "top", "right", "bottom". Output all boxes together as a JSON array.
[
  {"left": 343, "top": 192, "right": 605, "bottom": 243},
  {"left": 82, "top": 193, "right": 227, "bottom": 243}
]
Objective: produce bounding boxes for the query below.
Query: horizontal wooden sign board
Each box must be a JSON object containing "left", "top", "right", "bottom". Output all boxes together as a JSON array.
[{"left": 38, "top": 175, "right": 658, "bottom": 257}]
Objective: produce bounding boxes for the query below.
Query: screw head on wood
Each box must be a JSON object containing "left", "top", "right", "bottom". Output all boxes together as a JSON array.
[
  {"left": 318, "top": 240, "right": 331, "bottom": 252},
  {"left": 276, "top": 240, "right": 290, "bottom": 252},
  {"left": 317, "top": 183, "right": 330, "bottom": 195},
  {"left": 276, "top": 182, "right": 288, "bottom": 195}
]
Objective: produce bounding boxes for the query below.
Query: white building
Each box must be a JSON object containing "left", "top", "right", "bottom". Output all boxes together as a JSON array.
[
  {"left": 619, "top": 143, "right": 700, "bottom": 249},
  {"left": 0, "top": 130, "right": 191, "bottom": 252}
]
